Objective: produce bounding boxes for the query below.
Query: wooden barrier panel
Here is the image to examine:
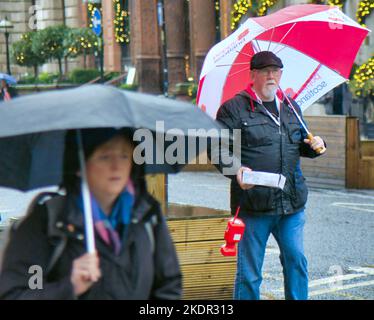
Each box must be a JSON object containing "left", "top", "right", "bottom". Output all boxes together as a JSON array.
[
  {"left": 301, "top": 116, "right": 347, "bottom": 189},
  {"left": 146, "top": 174, "right": 167, "bottom": 213},
  {"left": 180, "top": 262, "right": 236, "bottom": 300},
  {"left": 168, "top": 217, "right": 228, "bottom": 243},
  {"left": 167, "top": 214, "right": 236, "bottom": 300},
  {"left": 359, "top": 158, "right": 374, "bottom": 188},
  {"left": 346, "top": 117, "right": 360, "bottom": 188},
  {"left": 361, "top": 140, "right": 374, "bottom": 157},
  {"left": 346, "top": 118, "right": 374, "bottom": 189},
  {"left": 174, "top": 240, "right": 235, "bottom": 265}
]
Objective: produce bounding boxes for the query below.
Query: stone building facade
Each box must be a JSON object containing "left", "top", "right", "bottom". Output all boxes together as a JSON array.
[
  {"left": 0, "top": 0, "right": 84, "bottom": 75},
  {"left": 0, "top": 0, "right": 372, "bottom": 94}
]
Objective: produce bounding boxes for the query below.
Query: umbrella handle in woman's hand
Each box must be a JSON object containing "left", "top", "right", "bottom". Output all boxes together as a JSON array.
[{"left": 70, "top": 252, "right": 101, "bottom": 296}]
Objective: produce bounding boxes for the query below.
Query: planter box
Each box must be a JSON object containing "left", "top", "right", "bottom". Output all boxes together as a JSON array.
[{"left": 167, "top": 204, "right": 235, "bottom": 300}]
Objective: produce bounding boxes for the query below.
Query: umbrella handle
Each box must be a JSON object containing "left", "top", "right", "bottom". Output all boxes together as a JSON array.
[
  {"left": 306, "top": 133, "right": 324, "bottom": 154},
  {"left": 76, "top": 130, "right": 96, "bottom": 253}
]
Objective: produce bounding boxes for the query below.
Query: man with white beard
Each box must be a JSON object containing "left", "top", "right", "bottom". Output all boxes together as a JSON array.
[{"left": 213, "top": 51, "right": 326, "bottom": 300}]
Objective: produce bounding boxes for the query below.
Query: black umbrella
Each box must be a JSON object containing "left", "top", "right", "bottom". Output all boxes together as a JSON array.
[
  {"left": 0, "top": 84, "right": 224, "bottom": 188},
  {"left": 0, "top": 84, "right": 224, "bottom": 252}
]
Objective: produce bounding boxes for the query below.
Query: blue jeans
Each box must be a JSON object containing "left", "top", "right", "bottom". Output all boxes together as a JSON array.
[{"left": 234, "top": 210, "right": 308, "bottom": 300}]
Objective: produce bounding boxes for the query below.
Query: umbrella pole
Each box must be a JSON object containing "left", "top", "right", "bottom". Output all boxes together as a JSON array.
[
  {"left": 76, "top": 129, "right": 96, "bottom": 253},
  {"left": 278, "top": 86, "right": 324, "bottom": 154}
]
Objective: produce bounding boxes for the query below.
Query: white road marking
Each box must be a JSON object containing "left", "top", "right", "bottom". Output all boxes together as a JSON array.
[
  {"left": 274, "top": 266, "right": 374, "bottom": 295},
  {"left": 309, "top": 280, "right": 374, "bottom": 297},
  {"left": 332, "top": 203, "right": 374, "bottom": 213},
  {"left": 308, "top": 273, "right": 368, "bottom": 288},
  {"left": 349, "top": 267, "right": 374, "bottom": 275},
  {"left": 265, "top": 247, "right": 280, "bottom": 255},
  {"left": 332, "top": 203, "right": 374, "bottom": 206},
  {"left": 273, "top": 273, "right": 369, "bottom": 292},
  {"left": 310, "top": 190, "right": 374, "bottom": 200}
]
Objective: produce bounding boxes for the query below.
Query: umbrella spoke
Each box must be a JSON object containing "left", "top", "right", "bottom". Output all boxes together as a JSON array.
[
  {"left": 253, "top": 39, "right": 262, "bottom": 53},
  {"left": 236, "top": 50, "right": 253, "bottom": 58},
  {"left": 293, "top": 64, "right": 322, "bottom": 99},
  {"left": 267, "top": 27, "right": 276, "bottom": 51},
  {"left": 228, "top": 66, "right": 251, "bottom": 78},
  {"left": 272, "top": 23, "right": 296, "bottom": 53},
  {"left": 216, "top": 62, "right": 250, "bottom": 67}
]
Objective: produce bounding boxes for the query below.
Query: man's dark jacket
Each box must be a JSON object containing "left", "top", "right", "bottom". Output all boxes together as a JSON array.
[{"left": 215, "top": 90, "right": 322, "bottom": 216}]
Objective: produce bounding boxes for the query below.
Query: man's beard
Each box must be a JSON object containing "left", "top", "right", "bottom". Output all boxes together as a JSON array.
[{"left": 261, "top": 84, "right": 277, "bottom": 101}]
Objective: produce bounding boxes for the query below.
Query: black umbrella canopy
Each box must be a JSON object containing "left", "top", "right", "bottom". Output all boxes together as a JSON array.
[
  {"left": 0, "top": 131, "right": 64, "bottom": 191},
  {"left": 0, "top": 85, "right": 226, "bottom": 191},
  {"left": 0, "top": 84, "right": 222, "bottom": 137}
]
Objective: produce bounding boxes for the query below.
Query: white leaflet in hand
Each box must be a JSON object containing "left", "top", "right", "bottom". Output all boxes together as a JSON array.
[{"left": 242, "top": 171, "right": 286, "bottom": 190}]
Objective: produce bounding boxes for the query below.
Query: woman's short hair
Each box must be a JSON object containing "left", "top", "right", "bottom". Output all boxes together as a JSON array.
[{"left": 61, "top": 127, "right": 145, "bottom": 195}]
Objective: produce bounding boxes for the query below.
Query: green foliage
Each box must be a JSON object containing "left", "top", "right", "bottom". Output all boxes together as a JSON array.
[
  {"left": 119, "top": 83, "right": 138, "bottom": 91},
  {"left": 69, "top": 68, "right": 101, "bottom": 84},
  {"left": 18, "top": 72, "right": 60, "bottom": 84},
  {"left": 104, "top": 72, "right": 121, "bottom": 81},
  {"left": 64, "top": 28, "right": 98, "bottom": 58},
  {"left": 349, "top": 79, "right": 374, "bottom": 99},
  {"left": 11, "top": 32, "right": 45, "bottom": 71},
  {"left": 174, "top": 81, "right": 198, "bottom": 104},
  {"left": 349, "top": 57, "right": 374, "bottom": 98},
  {"left": 17, "top": 74, "right": 37, "bottom": 84},
  {"left": 32, "top": 25, "right": 69, "bottom": 62},
  {"left": 188, "top": 83, "right": 198, "bottom": 98},
  {"left": 37, "top": 72, "right": 59, "bottom": 84},
  {"left": 350, "top": 63, "right": 359, "bottom": 80},
  {"left": 175, "top": 82, "right": 191, "bottom": 95}
]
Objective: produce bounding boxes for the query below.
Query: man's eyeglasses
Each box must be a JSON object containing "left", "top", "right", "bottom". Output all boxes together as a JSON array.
[{"left": 255, "top": 67, "right": 282, "bottom": 76}]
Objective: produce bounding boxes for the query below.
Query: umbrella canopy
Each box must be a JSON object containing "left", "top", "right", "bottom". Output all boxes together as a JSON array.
[
  {"left": 197, "top": 4, "right": 370, "bottom": 119},
  {"left": 0, "top": 84, "right": 224, "bottom": 191},
  {"left": 0, "top": 84, "right": 226, "bottom": 253},
  {"left": 0, "top": 73, "right": 17, "bottom": 85}
]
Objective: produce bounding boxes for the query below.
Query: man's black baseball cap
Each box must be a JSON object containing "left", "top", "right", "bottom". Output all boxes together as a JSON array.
[{"left": 250, "top": 51, "right": 283, "bottom": 70}]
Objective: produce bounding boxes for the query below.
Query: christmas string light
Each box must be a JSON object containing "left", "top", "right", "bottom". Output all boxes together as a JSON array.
[
  {"left": 87, "top": 2, "right": 101, "bottom": 29},
  {"left": 231, "top": 0, "right": 252, "bottom": 30},
  {"left": 113, "top": 0, "right": 130, "bottom": 44},
  {"left": 327, "top": 0, "right": 346, "bottom": 8},
  {"left": 356, "top": 0, "right": 374, "bottom": 27},
  {"left": 351, "top": 57, "right": 374, "bottom": 97},
  {"left": 231, "top": 0, "right": 279, "bottom": 30},
  {"left": 257, "top": 0, "right": 278, "bottom": 17}
]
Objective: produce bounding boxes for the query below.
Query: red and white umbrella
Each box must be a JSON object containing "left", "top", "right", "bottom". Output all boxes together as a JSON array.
[{"left": 197, "top": 4, "right": 370, "bottom": 119}]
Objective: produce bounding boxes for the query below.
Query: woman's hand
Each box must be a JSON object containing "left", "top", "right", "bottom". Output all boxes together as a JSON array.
[{"left": 70, "top": 252, "right": 101, "bottom": 296}]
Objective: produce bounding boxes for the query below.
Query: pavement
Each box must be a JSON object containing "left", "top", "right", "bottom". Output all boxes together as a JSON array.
[{"left": 1, "top": 171, "right": 373, "bottom": 300}]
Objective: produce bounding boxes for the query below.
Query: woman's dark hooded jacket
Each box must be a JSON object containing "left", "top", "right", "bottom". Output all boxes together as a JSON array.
[{"left": 0, "top": 177, "right": 182, "bottom": 300}]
